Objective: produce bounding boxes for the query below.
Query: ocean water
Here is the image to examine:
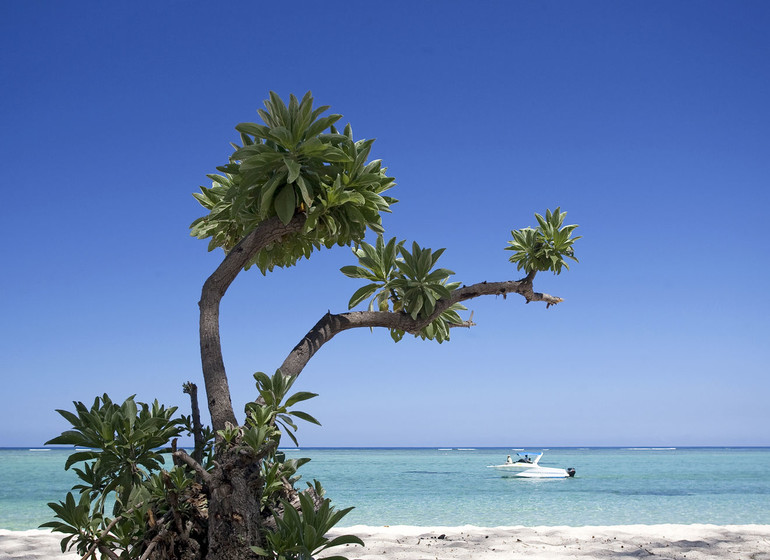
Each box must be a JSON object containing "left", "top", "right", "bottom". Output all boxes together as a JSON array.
[{"left": 1, "top": 447, "right": 769, "bottom": 530}]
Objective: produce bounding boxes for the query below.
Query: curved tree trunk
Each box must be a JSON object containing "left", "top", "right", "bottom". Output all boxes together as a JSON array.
[
  {"left": 198, "top": 214, "right": 305, "bottom": 560},
  {"left": 199, "top": 214, "right": 305, "bottom": 433}
]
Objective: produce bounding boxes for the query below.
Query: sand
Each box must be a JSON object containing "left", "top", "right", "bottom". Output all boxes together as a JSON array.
[{"left": 2, "top": 525, "right": 769, "bottom": 559}]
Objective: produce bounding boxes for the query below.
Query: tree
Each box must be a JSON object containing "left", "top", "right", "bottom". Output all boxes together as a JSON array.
[{"left": 45, "top": 92, "right": 579, "bottom": 560}]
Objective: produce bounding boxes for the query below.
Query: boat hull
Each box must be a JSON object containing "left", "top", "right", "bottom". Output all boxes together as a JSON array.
[{"left": 489, "top": 464, "right": 573, "bottom": 478}]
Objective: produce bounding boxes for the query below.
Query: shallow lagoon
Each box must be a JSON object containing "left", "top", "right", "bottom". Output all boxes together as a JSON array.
[{"left": 2, "top": 447, "right": 768, "bottom": 529}]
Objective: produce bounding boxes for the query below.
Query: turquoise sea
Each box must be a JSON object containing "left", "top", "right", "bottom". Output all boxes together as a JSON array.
[{"left": 1, "top": 447, "right": 769, "bottom": 530}]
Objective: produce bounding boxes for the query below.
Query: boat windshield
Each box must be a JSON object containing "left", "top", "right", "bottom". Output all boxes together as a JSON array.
[{"left": 515, "top": 452, "right": 543, "bottom": 464}]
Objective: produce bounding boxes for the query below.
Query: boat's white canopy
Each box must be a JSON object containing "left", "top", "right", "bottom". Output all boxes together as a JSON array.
[{"left": 515, "top": 452, "right": 543, "bottom": 464}]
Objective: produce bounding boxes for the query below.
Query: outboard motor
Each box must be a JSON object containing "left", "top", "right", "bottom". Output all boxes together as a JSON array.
[{"left": 567, "top": 468, "right": 576, "bottom": 477}]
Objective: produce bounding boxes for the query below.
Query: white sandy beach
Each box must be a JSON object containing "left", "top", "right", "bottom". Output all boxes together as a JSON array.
[{"left": 2, "top": 525, "right": 769, "bottom": 560}]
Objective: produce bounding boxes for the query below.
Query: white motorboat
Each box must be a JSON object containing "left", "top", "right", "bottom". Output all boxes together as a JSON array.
[{"left": 488, "top": 452, "right": 575, "bottom": 478}]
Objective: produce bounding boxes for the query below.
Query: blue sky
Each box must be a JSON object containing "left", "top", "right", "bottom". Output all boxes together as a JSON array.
[{"left": 2, "top": 1, "right": 768, "bottom": 447}]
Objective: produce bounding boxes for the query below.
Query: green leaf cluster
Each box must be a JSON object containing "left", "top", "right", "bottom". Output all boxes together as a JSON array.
[
  {"left": 45, "top": 395, "right": 181, "bottom": 510},
  {"left": 40, "top": 492, "right": 99, "bottom": 555},
  {"left": 260, "top": 455, "right": 311, "bottom": 511},
  {"left": 505, "top": 207, "right": 580, "bottom": 274},
  {"left": 341, "top": 236, "right": 466, "bottom": 343},
  {"left": 251, "top": 484, "right": 363, "bottom": 560},
  {"left": 190, "top": 91, "right": 397, "bottom": 273},
  {"left": 242, "top": 370, "right": 321, "bottom": 451},
  {"left": 42, "top": 395, "right": 187, "bottom": 557},
  {"left": 239, "top": 373, "right": 360, "bottom": 557},
  {"left": 42, "top": 379, "right": 332, "bottom": 559}
]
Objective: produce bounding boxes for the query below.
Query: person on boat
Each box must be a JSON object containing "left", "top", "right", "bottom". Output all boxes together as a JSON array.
[{"left": 506, "top": 455, "right": 513, "bottom": 464}]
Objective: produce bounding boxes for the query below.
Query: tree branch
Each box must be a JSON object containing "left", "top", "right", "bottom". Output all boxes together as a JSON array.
[
  {"left": 199, "top": 214, "right": 306, "bottom": 431},
  {"left": 97, "top": 545, "right": 120, "bottom": 560},
  {"left": 279, "top": 273, "right": 563, "bottom": 378},
  {"left": 173, "top": 449, "right": 213, "bottom": 486},
  {"left": 138, "top": 529, "right": 167, "bottom": 560},
  {"left": 182, "top": 382, "right": 205, "bottom": 464}
]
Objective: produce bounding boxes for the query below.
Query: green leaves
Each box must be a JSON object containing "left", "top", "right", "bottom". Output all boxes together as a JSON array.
[
  {"left": 342, "top": 236, "right": 467, "bottom": 343},
  {"left": 341, "top": 235, "right": 403, "bottom": 312},
  {"left": 46, "top": 395, "right": 181, "bottom": 483},
  {"left": 243, "top": 370, "right": 320, "bottom": 450},
  {"left": 40, "top": 492, "right": 97, "bottom": 554},
  {"left": 347, "top": 283, "right": 380, "bottom": 309},
  {"left": 505, "top": 207, "right": 581, "bottom": 275},
  {"left": 275, "top": 183, "right": 297, "bottom": 225},
  {"left": 43, "top": 394, "right": 187, "bottom": 557},
  {"left": 190, "top": 91, "right": 397, "bottom": 274},
  {"left": 260, "top": 456, "right": 312, "bottom": 511},
  {"left": 252, "top": 483, "right": 363, "bottom": 560},
  {"left": 283, "top": 157, "right": 301, "bottom": 183},
  {"left": 42, "top": 375, "right": 334, "bottom": 559},
  {"left": 392, "top": 242, "right": 454, "bottom": 320}
]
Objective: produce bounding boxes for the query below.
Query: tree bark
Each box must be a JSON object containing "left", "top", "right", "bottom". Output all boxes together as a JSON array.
[
  {"left": 198, "top": 214, "right": 306, "bottom": 560},
  {"left": 279, "top": 273, "right": 563, "bottom": 378},
  {"left": 199, "top": 214, "right": 306, "bottom": 433},
  {"left": 206, "top": 449, "right": 265, "bottom": 560},
  {"left": 183, "top": 383, "right": 205, "bottom": 464}
]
